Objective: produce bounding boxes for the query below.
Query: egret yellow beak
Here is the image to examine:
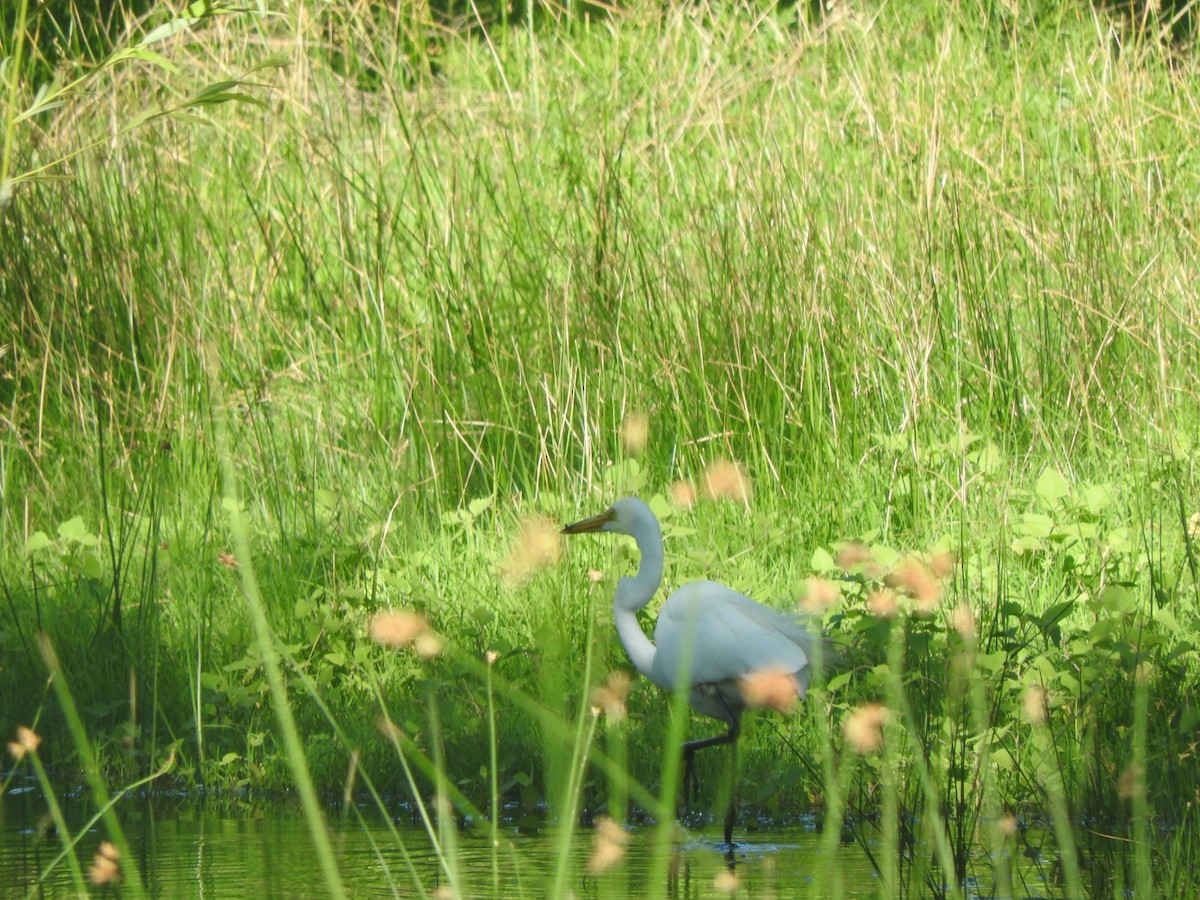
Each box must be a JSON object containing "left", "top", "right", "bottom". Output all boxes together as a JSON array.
[{"left": 561, "top": 508, "right": 615, "bottom": 534}]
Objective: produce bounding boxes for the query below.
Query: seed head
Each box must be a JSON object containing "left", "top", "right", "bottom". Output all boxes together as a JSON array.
[
  {"left": 867, "top": 588, "right": 899, "bottom": 618},
  {"left": 930, "top": 550, "right": 957, "bottom": 579},
  {"left": 619, "top": 412, "right": 650, "bottom": 457},
  {"left": 590, "top": 671, "right": 633, "bottom": 722},
  {"left": 702, "top": 460, "right": 751, "bottom": 504},
  {"left": 801, "top": 576, "right": 841, "bottom": 613},
  {"left": 713, "top": 869, "right": 740, "bottom": 893},
  {"left": 89, "top": 841, "right": 121, "bottom": 885},
  {"left": 835, "top": 542, "right": 875, "bottom": 572},
  {"left": 739, "top": 667, "right": 801, "bottom": 712},
  {"left": 1021, "top": 685, "right": 1047, "bottom": 725},
  {"left": 414, "top": 632, "right": 443, "bottom": 660},
  {"left": 501, "top": 516, "right": 563, "bottom": 588},
  {"left": 669, "top": 480, "right": 697, "bottom": 510},
  {"left": 950, "top": 603, "right": 976, "bottom": 640},
  {"left": 887, "top": 557, "right": 943, "bottom": 614},
  {"left": 7, "top": 725, "right": 41, "bottom": 761},
  {"left": 588, "top": 816, "right": 629, "bottom": 873},
  {"left": 1117, "top": 763, "right": 1143, "bottom": 800},
  {"left": 843, "top": 703, "right": 889, "bottom": 754},
  {"left": 368, "top": 610, "right": 429, "bottom": 648}
]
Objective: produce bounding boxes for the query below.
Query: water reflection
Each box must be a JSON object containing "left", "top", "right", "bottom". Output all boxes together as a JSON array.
[{"left": 1, "top": 788, "right": 1060, "bottom": 898}]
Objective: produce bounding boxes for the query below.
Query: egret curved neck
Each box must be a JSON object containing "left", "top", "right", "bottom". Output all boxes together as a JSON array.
[
  {"left": 620, "top": 520, "right": 663, "bottom": 612},
  {"left": 611, "top": 522, "right": 664, "bottom": 680}
]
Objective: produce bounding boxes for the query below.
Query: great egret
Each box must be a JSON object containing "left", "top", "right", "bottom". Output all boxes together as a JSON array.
[{"left": 562, "top": 496, "right": 817, "bottom": 846}]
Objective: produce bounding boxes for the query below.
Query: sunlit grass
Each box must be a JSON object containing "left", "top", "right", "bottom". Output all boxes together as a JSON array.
[{"left": 2, "top": 0, "right": 1200, "bottom": 895}]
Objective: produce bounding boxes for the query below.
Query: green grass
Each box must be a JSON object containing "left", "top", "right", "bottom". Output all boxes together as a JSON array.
[{"left": 2, "top": 0, "right": 1200, "bottom": 896}]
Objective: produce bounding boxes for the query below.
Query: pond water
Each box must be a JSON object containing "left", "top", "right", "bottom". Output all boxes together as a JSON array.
[{"left": 2, "top": 785, "right": 1062, "bottom": 898}]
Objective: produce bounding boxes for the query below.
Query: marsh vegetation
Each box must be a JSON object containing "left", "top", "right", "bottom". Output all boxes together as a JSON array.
[{"left": 2, "top": 0, "right": 1199, "bottom": 896}]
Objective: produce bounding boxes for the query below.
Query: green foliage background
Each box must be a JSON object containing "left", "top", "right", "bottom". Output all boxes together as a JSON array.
[{"left": 2, "top": 0, "right": 1200, "bottom": 894}]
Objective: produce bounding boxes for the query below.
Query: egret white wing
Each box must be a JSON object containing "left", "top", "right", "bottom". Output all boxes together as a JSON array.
[{"left": 648, "top": 580, "right": 814, "bottom": 690}]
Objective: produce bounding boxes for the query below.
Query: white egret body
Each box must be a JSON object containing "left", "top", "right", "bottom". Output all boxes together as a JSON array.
[{"left": 562, "top": 496, "right": 816, "bottom": 845}]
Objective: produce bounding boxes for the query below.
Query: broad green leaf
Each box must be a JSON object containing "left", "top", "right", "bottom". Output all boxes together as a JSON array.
[
  {"left": 1153, "top": 608, "right": 1181, "bottom": 634},
  {"left": 1011, "top": 536, "right": 1043, "bottom": 555},
  {"left": 24, "top": 531, "right": 54, "bottom": 554},
  {"left": 825, "top": 672, "right": 853, "bottom": 692},
  {"left": 810, "top": 547, "right": 836, "bottom": 573},
  {"left": 1098, "top": 585, "right": 1134, "bottom": 611},
  {"left": 81, "top": 552, "right": 103, "bottom": 579},
  {"left": 1015, "top": 512, "right": 1054, "bottom": 538},
  {"left": 975, "top": 651, "right": 1008, "bottom": 673},
  {"left": 1104, "top": 526, "right": 1132, "bottom": 555},
  {"left": 1035, "top": 467, "right": 1070, "bottom": 506},
  {"left": 648, "top": 494, "right": 673, "bottom": 520},
  {"left": 1083, "top": 483, "right": 1114, "bottom": 516},
  {"left": 870, "top": 544, "right": 901, "bottom": 569},
  {"left": 57, "top": 515, "right": 98, "bottom": 545},
  {"left": 1166, "top": 642, "right": 1197, "bottom": 665}
]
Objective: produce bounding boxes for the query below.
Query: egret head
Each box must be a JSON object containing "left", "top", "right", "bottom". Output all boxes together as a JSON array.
[
  {"left": 561, "top": 497, "right": 656, "bottom": 538},
  {"left": 562, "top": 497, "right": 664, "bottom": 615}
]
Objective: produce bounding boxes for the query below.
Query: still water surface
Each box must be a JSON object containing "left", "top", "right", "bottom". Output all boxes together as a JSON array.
[{"left": 3, "top": 788, "right": 1060, "bottom": 898}]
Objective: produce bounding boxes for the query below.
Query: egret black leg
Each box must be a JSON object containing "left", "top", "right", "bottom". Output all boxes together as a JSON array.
[
  {"left": 723, "top": 729, "right": 739, "bottom": 847},
  {"left": 681, "top": 725, "right": 737, "bottom": 807}
]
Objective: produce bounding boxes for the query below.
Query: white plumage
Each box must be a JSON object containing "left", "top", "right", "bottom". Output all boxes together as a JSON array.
[{"left": 563, "top": 496, "right": 817, "bottom": 846}]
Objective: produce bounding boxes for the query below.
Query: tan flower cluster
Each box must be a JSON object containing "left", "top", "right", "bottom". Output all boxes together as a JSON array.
[
  {"left": 1117, "top": 763, "right": 1144, "bottom": 800},
  {"left": 867, "top": 588, "right": 899, "bottom": 618},
  {"left": 669, "top": 480, "right": 697, "bottom": 510},
  {"left": 949, "top": 603, "right": 976, "bottom": 640},
  {"left": 7, "top": 725, "right": 41, "bottom": 761},
  {"left": 738, "top": 667, "right": 801, "bottom": 712},
  {"left": 89, "top": 841, "right": 121, "bottom": 885},
  {"left": 702, "top": 460, "right": 751, "bottom": 504},
  {"left": 801, "top": 577, "right": 841, "bottom": 614},
  {"left": 843, "top": 703, "right": 890, "bottom": 754},
  {"left": 368, "top": 610, "right": 442, "bottom": 659},
  {"left": 619, "top": 412, "right": 650, "bottom": 457},
  {"left": 587, "top": 816, "right": 629, "bottom": 873},
  {"left": 590, "top": 671, "right": 633, "bottom": 722},
  {"left": 713, "top": 869, "right": 740, "bottom": 893},
  {"left": 929, "top": 551, "right": 956, "bottom": 579},
  {"left": 1021, "top": 685, "right": 1047, "bottom": 725},
  {"left": 835, "top": 542, "right": 886, "bottom": 579},
  {"left": 886, "top": 557, "right": 944, "bottom": 614},
  {"left": 500, "top": 516, "right": 563, "bottom": 588}
]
